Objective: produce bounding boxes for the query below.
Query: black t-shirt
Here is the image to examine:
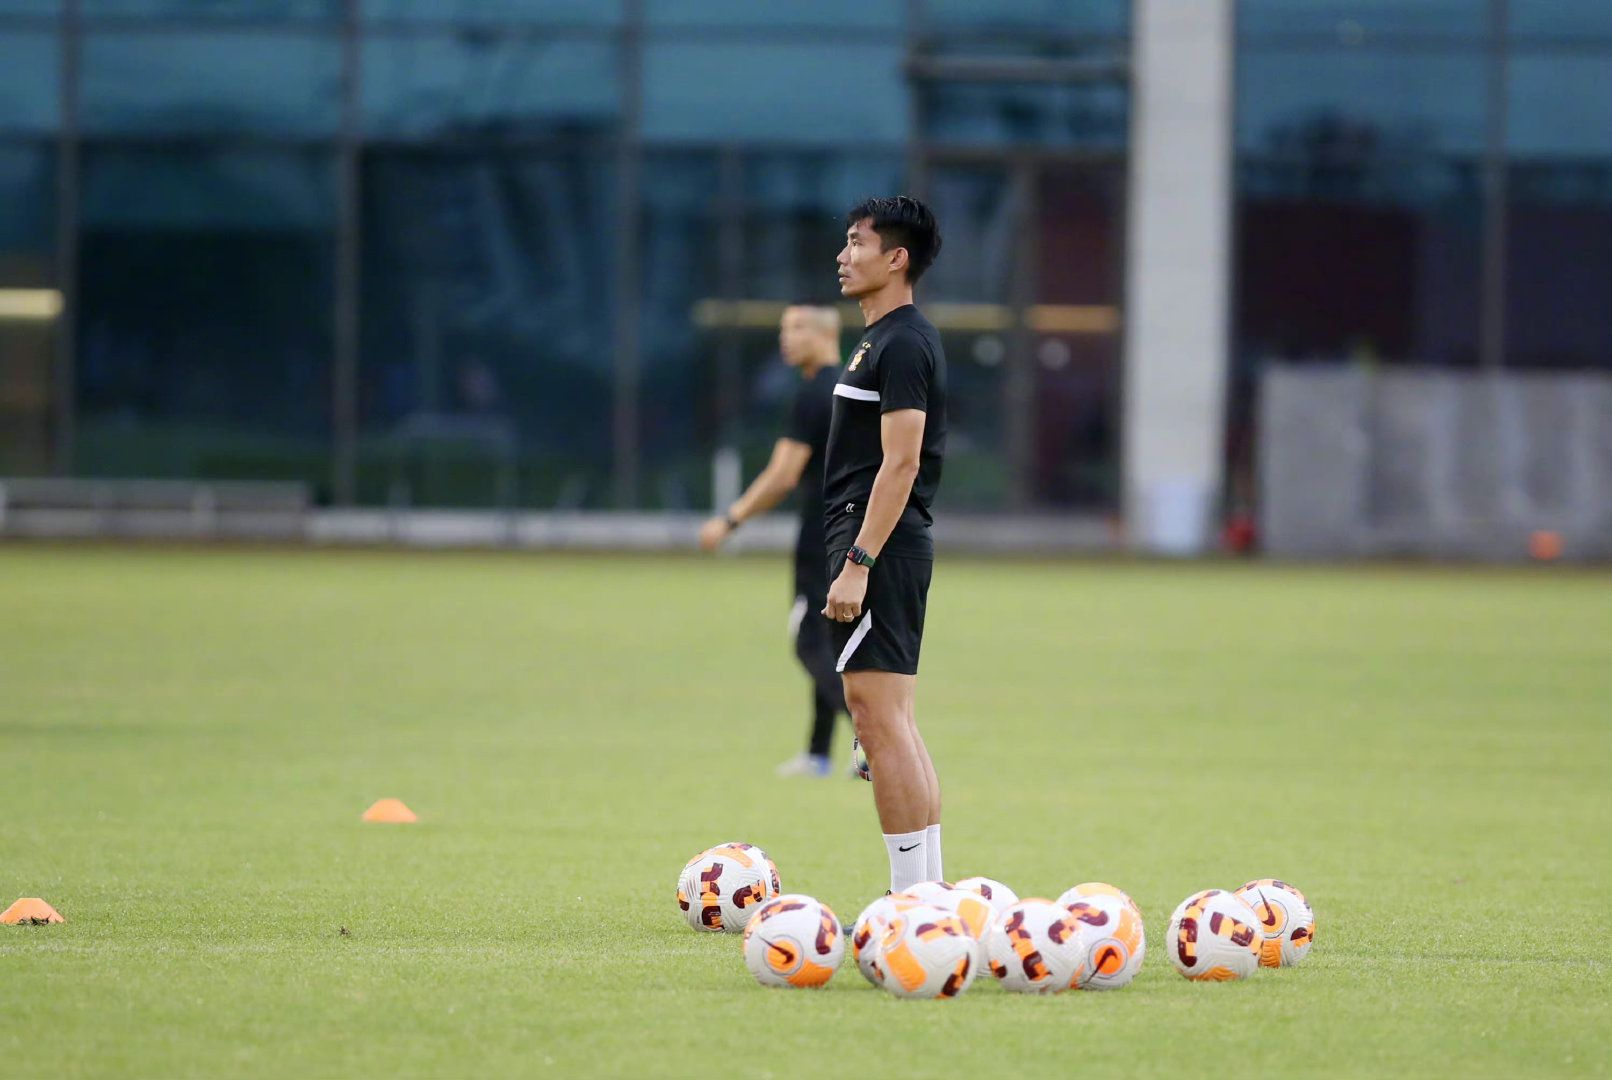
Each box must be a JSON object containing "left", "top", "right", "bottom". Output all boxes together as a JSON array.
[
  {"left": 822, "top": 304, "right": 947, "bottom": 559},
  {"left": 783, "top": 364, "right": 838, "bottom": 582}
]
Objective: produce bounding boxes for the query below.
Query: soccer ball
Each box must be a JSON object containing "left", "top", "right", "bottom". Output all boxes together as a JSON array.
[
  {"left": 1061, "top": 895, "right": 1146, "bottom": 990},
  {"left": 676, "top": 841, "right": 781, "bottom": 933},
  {"left": 742, "top": 894, "right": 844, "bottom": 988},
  {"left": 850, "top": 892, "right": 924, "bottom": 986},
  {"left": 1056, "top": 880, "right": 1143, "bottom": 922},
  {"left": 983, "top": 899, "right": 1091, "bottom": 994},
  {"left": 1166, "top": 889, "right": 1261, "bottom": 981},
  {"left": 1234, "top": 878, "right": 1315, "bottom": 967},
  {"left": 871, "top": 903, "right": 980, "bottom": 999},
  {"left": 903, "top": 880, "right": 995, "bottom": 940},
  {"left": 953, "top": 876, "right": 1019, "bottom": 917}
]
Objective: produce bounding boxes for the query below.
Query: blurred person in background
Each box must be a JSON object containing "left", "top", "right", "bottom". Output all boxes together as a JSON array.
[{"left": 700, "top": 305, "right": 849, "bottom": 778}]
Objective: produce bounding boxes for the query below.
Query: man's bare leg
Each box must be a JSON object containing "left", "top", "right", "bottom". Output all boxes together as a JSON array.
[{"left": 845, "top": 669, "right": 938, "bottom": 892}]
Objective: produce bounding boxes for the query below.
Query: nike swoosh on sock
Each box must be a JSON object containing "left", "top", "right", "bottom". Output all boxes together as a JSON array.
[{"left": 898, "top": 843, "right": 922, "bottom": 852}]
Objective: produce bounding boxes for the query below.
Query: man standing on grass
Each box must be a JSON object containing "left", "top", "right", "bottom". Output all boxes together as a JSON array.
[
  {"left": 700, "top": 304, "right": 850, "bottom": 778},
  {"left": 821, "top": 196, "right": 948, "bottom": 893}
]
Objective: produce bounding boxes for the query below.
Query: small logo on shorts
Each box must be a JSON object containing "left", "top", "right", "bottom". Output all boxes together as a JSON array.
[{"left": 846, "top": 502, "right": 856, "bottom": 514}]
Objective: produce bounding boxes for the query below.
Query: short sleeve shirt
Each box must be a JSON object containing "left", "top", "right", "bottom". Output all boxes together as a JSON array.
[
  {"left": 821, "top": 305, "right": 948, "bottom": 558},
  {"left": 783, "top": 365, "right": 838, "bottom": 578}
]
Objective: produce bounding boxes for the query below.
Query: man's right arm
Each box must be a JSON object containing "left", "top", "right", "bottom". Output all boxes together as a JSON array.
[{"left": 698, "top": 438, "right": 812, "bottom": 551}]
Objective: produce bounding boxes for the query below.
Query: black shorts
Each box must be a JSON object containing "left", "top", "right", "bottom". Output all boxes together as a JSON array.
[{"left": 826, "top": 550, "right": 933, "bottom": 676}]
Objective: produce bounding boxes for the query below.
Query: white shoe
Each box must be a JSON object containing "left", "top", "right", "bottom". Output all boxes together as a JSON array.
[{"left": 775, "top": 752, "right": 832, "bottom": 778}]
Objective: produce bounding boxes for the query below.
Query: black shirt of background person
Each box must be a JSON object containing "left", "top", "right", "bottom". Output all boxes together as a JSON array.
[
  {"left": 785, "top": 363, "right": 838, "bottom": 592},
  {"left": 822, "top": 304, "right": 948, "bottom": 560}
]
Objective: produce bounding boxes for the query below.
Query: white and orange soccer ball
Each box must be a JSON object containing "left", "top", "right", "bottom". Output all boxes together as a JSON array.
[
  {"left": 1166, "top": 889, "right": 1261, "bottom": 981},
  {"left": 1060, "top": 894, "right": 1146, "bottom": 990},
  {"left": 902, "top": 881, "right": 995, "bottom": 940},
  {"left": 870, "top": 903, "right": 980, "bottom": 1000},
  {"left": 1057, "top": 881, "right": 1144, "bottom": 922},
  {"left": 675, "top": 841, "right": 781, "bottom": 933},
  {"left": 850, "top": 892, "right": 923, "bottom": 986},
  {"left": 953, "top": 876, "right": 1019, "bottom": 918},
  {"left": 1234, "top": 878, "right": 1315, "bottom": 968},
  {"left": 983, "top": 899, "right": 1092, "bottom": 994},
  {"left": 742, "top": 894, "right": 844, "bottom": 988}
]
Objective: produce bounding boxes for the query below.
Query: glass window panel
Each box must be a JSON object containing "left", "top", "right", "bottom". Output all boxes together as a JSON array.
[
  {"left": 362, "top": 0, "right": 622, "bottom": 25},
  {"left": 0, "top": 1, "right": 59, "bottom": 13},
  {"left": 642, "top": 42, "right": 906, "bottom": 144},
  {"left": 359, "top": 150, "right": 616, "bottom": 509},
  {"left": 1508, "top": 54, "right": 1612, "bottom": 158},
  {"left": 75, "top": 147, "right": 335, "bottom": 486},
  {"left": 0, "top": 32, "right": 59, "bottom": 135},
  {"left": 1510, "top": 1, "right": 1612, "bottom": 38},
  {"left": 1237, "top": 49, "right": 1488, "bottom": 155},
  {"left": 0, "top": 144, "right": 55, "bottom": 266},
  {"left": 637, "top": 152, "right": 721, "bottom": 509},
  {"left": 82, "top": 32, "right": 341, "bottom": 136},
  {"left": 1234, "top": 159, "right": 1483, "bottom": 367},
  {"left": 1505, "top": 165, "right": 1612, "bottom": 370},
  {"left": 1238, "top": 0, "right": 1487, "bottom": 41},
  {"left": 362, "top": 36, "right": 619, "bottom": 139},
  {"left": 645, "top": 0, "right": 901, "bottom": 29},
  {"left": 921, "top": 0, "right": 1128, "bottom": 35},
  {"left": 919, "top": 81, "right": 1126, "bottom": 148},
  {"left": 83, "top": 0, "right": 340, "bottom": 19}
]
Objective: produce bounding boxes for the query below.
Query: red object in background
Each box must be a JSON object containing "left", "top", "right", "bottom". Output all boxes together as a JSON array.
[{"left": 1223, "top": 512, "right": 1258, "bottom": 555}]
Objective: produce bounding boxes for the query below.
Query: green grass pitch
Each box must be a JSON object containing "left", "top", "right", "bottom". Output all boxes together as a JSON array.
[{"left": 2, "top": 545, "right": 1609, "bottom": 1077}]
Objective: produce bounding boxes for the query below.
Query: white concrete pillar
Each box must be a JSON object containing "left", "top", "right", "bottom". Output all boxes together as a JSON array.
[{"left": 1122, "top": 0, "right": 1235, "bottom": 555}]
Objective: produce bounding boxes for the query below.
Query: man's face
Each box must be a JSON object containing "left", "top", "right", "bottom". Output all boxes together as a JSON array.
[
  {"left": 836, "top": 218, "right": 897, "bottom": 298},
  {"left": 778, "top": 307, "right": 815, "bottom": 368}
]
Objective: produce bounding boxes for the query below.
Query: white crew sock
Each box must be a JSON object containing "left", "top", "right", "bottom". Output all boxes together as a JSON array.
[
  {"left": 884, "top": 829, "right": 929, "bottom": 893},
  {"left": 925, "top": 823, "right": 943, "bottom": 882}
]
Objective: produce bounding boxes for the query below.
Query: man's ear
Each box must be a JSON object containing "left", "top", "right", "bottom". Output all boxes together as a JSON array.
[{"left": 888, "top": 246, "right": 910, "bottom": 276}]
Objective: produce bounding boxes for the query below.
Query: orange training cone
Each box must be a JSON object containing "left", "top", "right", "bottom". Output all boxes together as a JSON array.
[
  {"left": 2, "top": 898, "right": 64, "bottom": 924},
  {"left": 362, "top": 798, "right": 418, "bottom": 824}
]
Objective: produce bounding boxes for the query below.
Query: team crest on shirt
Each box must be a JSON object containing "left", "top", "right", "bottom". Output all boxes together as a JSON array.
[{"left": 848, "top": 342, "right": 871, "bottom": 371}]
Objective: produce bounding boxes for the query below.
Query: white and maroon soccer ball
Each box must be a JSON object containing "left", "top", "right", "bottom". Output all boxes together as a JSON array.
[
  {"left": 1060, "top": 893, "right": 1146, "bottom": 990},
  {"left": 982, "top": 899, "right": 1092, "bottom": 994},
  {"left": 675, "top": 841, "right": 780, "bottom": 933},
  {"left": 850, "top": 892, "right": 926, "bottom": 986},
  {"left": 742, "top": 894, "right": 844, "bottom": 988},
  {"left": 953, "top": 876, "right": 1020, "bottom": 919},
  {"left": 1166, "top": 889, "right": 1262, "bottom": 981},
  {"left": 1056, "top": 880, "right": 1143, "bottom": 922},
  {"left": 869, "top": 903, "right": 981, "bottom": 1000},
  {"left": 1234, "top": 878, "right": 1315, "bottom": 968},
  {"left": 902, "top": 880, "right": 994, "bottom": 940}
]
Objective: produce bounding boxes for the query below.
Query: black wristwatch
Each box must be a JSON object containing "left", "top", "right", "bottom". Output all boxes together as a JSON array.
[
  {"left": 846, "top": 545, "right": 876, "bottom": 568},
  {"left": 724, "top": 514, "right": 742, "bottom": 531}
]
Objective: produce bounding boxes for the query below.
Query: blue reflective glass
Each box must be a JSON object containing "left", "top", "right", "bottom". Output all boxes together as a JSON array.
[
  {"left": 1238, "top": 49, "right": 1488, "bottom": 155},
  {"left": 362, "top": 0, "right": 622, "bottom": 25},
  {"left": 359, "top": 150, "right": 616, "bottom": 508},
  {"left": 1238, "top": 0, "right": 1486, "bottom": 41},
  {"left": 642, "top": 42, "right": 906, "bottom": 144},
  {"left": 362, "top": 36, "right": 620, "bottom": 139},
  {"left": 922, "top": 0, "right": 1128, "bottom": 35},
  {"left": 0, "top": 32, "right": 59, "bottom": 135},
  {"left": 82, "top": 0, "right": 339, "bottom": 18},
  {"left": 75, "top": 147, "right": 335, "bottom": 483},
  {"left": 1510, "top": 0, "right": 1612, "bottom": 38},
  {"left": 81, "top": 146, "right": 336, "bottom": 229},
  {"left": 741, "top": 151, "right": 902, "bottom": 299},
  {"left": 82, "top": 32, "right": 341, "bottom": 136},
  {"left": 0, "top": 143, "right": 54, "bottom": 263},
  {"left": 1508, "top": 54, "right": 1612, "bottom": 157},
  {"left": 645, "top": 0, "right": 901, "bottom": 29},
  {"left": 920, "top": 81, "right": 1126, "bottom": 148},
  {"left": 0, "top": 1, "right": 59, "bottom": 12}
]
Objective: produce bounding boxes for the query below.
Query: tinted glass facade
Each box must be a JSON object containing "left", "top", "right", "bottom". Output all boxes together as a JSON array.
[
  {"left": 0, "top": 0, "right": 1129, "bottom": 510},
  {"left": 1229, "top": 0, "right": 1612, "bottom": 504}
]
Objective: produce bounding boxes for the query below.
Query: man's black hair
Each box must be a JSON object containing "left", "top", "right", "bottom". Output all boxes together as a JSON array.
[{"left": 845, "top": 195, "right": 942, "bottom": 285}]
